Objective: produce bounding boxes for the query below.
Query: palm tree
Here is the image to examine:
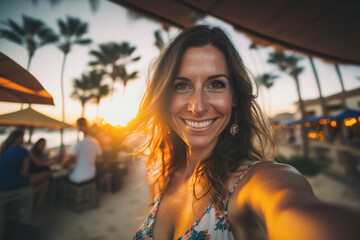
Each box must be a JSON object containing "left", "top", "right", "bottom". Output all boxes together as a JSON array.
[
  {"left": 268, "top": 51, "right": 309, "bottom": 158},
  {"left": 56, "top": 16, "right": 91, "bottom": 155},
  {"left": 334, "top": 64, "right": 347, "bottom": 108},
  {"left": 255, "top": 73, "right": 278, "bottom": 115},
  {"left": 88, "top": 71, "right": 109, "bottom": 118},
  {"left": 89, "top": 41, "right": 140, "bottom": 98},
  {"left": 154, "top": 29, "right": 165, "bottom": 52},
  {"left": 118, "top": 65, "right": 138, "bottom": 93},
  {"left": 308, "top": 57, "right": 327, "bottom": 115},
  {"left": 57, "top": 16, "right": 91, "bottom": 122},
  {"left": 0, "top": 15, "right": 58, "bottom": 70},
  {"left": 71, "top": 72, "right": 96, "bottom": 117},
  {"left": 309, "top": 57, "right": 331, "bottom": 141},
  {"left": 0, "top": 15, "right": 57, "bottom": 112}
]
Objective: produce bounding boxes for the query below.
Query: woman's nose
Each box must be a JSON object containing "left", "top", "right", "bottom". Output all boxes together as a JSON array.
[{"left": 187, "top": 89, "right": 208, "bottom": 116}]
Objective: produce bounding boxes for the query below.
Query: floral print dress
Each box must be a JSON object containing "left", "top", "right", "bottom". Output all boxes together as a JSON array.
[{"left": 134, "top": 162, "right": 259, "bottom": 240}]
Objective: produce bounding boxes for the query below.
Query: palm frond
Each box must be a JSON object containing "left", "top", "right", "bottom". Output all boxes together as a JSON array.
[
  {"left": 74, "top": 38, "right": 92, "bottom": 45},
  {"left": 0, "top": 30, "right": 23, "bottom": 45},
  {"left": 2, "top": 18, "right": 24, "bottom": 36}
]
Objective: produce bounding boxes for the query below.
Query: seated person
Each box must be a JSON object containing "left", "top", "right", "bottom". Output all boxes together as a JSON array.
[
  {"left": 61, "top": 118, "right": 102, "bottom": 184},
  {"left": 28, "top": 138, "right": 55, "bottom": 173},
  {"left": 0, "top": 129, "right": 50, "bottom": 209}
]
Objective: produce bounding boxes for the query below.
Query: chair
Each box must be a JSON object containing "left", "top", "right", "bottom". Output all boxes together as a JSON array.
[
  {"left": 97, "top": 172, "right": 112, "bottom": 193},
  {"left": 59, "top": 179, "right": 98, "bottom": 213},
  {"left": 0, "top": 185, "right": 33, "bottom": 239}
]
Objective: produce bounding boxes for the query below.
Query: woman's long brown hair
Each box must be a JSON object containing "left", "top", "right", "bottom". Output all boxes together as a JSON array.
[{"left": 126, "top": 25, "right": 275, "bottom": 209}]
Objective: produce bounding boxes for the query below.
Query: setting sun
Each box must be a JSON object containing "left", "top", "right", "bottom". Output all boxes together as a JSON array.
[{"left": 98, "top": 81, "right": 144, "bottom": 126}]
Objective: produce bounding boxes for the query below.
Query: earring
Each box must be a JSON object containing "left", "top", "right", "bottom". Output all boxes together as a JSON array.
[{"left": 230, "top": 113, "right": 239, "bottom": 135}]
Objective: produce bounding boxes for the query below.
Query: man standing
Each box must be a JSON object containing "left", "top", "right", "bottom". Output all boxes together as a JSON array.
[{"left": 61, "top": 118, "right": 102, "bottom": 184}]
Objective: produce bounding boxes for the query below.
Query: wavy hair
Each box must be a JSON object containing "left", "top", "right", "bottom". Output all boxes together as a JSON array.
[
  {"left": 0, "top": 129, "right": 25, "bottom": 156},
  {"left": 31, "top": 138, "right": 46, "bottom": 157},
  {"left": 127, "top": 25, "right": 275, "bottom": 209}
]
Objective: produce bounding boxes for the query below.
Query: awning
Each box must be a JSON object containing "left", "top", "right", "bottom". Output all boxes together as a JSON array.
[
  {"left": 111, "top": 0, "right": 360, "bottom": 65},
  {"left": 0, "top": 52, "right": 55, "bottom": 105},
  {"left": 331, "top": 109, "right": 360, "bottom": 120},
  {"left": 0, "top": 108, "right": 73, "bottom": 129},
  {"left": 306, "top": 115, "right": 331, "bottom": 123},
  {"left": 281, "top": 119, "right": 300, "bottom": 126}
]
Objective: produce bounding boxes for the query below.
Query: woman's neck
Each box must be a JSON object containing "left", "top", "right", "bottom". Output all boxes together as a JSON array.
[{"left": 182, "top": 146, "right": 213, "bottom": 181}]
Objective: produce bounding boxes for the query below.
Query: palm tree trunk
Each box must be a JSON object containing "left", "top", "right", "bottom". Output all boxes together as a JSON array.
[
  {"left": 96, "top": 102, "right": 100, "bottom": 119},
  {"left": 111, "top": 79, "right": 116, "bottom": 103},
  {"left": 20, "top": 54, "right": 35, "bottom": 110},
  {"left": 309, "top": 57, "right": 330, "bottom": 141},
  {"left": 60, "top": 53, "right": 68, "bottom": 122},
  {"left": 335, "top": 64, "right": 347, "bottom": 143},
  {"left": 294, "top": 76, "right": 309, "bottom": 158},
  {"left": 81, "top": 103, "right": 85, "bottom": 118},
  {"left": 267, "top": 87, "right": 272, "bottom": 116},
  {"left": 309, "top": 57, "right": 327, "bottom": 114},
  {"left": 60, "top": 53, "right": 68, "bottom": 158},
  {"left": 26, "top": 54, "right": 33, "bottom": 71},
  {"left": 335, "top": 64, "right": 347, "bottom": 108}
]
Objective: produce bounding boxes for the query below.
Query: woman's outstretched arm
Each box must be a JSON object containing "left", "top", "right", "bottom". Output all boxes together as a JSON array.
[{"left": 235, "top": 161, "right": 360, "bottom": 240}]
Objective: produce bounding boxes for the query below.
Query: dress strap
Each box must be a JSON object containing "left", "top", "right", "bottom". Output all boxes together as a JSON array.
[{"left": 224, "top": 161, "right": 260, "bottom": 212}]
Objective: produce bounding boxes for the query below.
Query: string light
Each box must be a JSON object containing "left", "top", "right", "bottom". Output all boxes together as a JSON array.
[
  {"left": 330, "top": 120, "right": 337, "bottom": 127},
  {"left": 344, "top": 118, "right": 357, "bottom": 127}
]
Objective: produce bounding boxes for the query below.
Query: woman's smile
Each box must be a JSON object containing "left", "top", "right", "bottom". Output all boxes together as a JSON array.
[{"left": 182, "top": 118, "right": 215, "bottom": 129}]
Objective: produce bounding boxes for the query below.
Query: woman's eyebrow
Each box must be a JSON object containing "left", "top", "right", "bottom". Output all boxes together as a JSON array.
[
  {"left": 175, "top": 74, "right": 229, "bottom": 81},
  {"left": 208, "top": 74, "right": 229, "bottom": 80},
  {"left": 174, "top": 77, "right": 190, "bottom": 81}
]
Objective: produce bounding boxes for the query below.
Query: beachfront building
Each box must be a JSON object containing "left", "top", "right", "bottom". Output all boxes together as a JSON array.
[{"left": 273, "top": 87, "right": 360, "bottom": 180}]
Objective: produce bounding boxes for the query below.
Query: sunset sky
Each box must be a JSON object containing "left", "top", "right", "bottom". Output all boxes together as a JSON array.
[{"left": 1, "top": 0, "right": 359, "bottom": 126}]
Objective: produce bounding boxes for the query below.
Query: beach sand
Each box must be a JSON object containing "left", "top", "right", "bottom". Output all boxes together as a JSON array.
[
  {"left": 31, "top": 155, "right": 360, "bottom": 240},
  {"left": 35, "top": 159, "right": 149, "bottom": 240}
]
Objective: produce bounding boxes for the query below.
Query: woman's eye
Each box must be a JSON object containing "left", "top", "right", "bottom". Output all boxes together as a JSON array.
[
  {"left": 174, "top": 82, "right": 190, "bottom": 91},
  {"left": 209, "top": 80, "right": 226, "bottom": 89}
]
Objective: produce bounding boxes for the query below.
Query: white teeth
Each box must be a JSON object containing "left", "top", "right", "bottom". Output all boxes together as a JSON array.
[{"left": 184, "top": 120, "right": 213, "bottom": 128}]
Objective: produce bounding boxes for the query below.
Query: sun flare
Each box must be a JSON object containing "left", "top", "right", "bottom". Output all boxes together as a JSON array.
[{"left": 98, "top": 83, "right": 143, "bottom": 126}]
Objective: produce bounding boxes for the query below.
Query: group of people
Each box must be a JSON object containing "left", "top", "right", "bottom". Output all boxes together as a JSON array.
[
  {"left": 0, "top": 117, "right": 102, "bottom": 211},
  {"left": 0, "top": 131, "right": 53, "bottom": 209}
]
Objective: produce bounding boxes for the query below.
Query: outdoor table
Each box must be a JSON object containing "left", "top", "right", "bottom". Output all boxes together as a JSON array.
[{"left": 49, "top": 165, "right": 70, "bottom": 208}]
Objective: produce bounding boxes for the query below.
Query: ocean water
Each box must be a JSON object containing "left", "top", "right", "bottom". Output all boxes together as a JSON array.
[{"left": 0, "top": 127, "right": 78, "bottom": 150}]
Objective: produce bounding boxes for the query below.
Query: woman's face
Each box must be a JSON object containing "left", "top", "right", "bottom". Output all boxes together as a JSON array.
[
  {"left": 38, "top": 140, "right": 46, "bottom": 151},
  {"left": 169, "top": 44, "right": 235, "bottom": 151}
]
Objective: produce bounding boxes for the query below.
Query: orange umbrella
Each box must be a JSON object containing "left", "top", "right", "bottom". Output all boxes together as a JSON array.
[{"left": 0, "top": 52, "right": 54, "bottom": 105}]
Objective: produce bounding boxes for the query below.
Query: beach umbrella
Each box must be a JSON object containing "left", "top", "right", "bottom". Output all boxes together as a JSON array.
[
  {"left": 0, "top": 107, "right": 72, "bottom": 129},
  {"left": 0, "top": 52, "right": 54, "bottom": 105}
]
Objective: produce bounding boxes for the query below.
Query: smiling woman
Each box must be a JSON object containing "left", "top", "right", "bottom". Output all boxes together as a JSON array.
[{"left": 127, "top": 25, "right": 360, "bottom": 240}]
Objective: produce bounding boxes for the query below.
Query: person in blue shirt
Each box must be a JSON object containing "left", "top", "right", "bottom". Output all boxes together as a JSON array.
[{"left": 0, "top": 129, "right": 50, "bottom": 209}]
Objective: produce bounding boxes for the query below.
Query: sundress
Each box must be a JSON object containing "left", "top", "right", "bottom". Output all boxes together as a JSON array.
[{"left": 134, "top": 161, "right": 259, "bottom": 240}]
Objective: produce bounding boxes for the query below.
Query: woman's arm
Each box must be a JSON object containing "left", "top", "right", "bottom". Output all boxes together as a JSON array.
[
  {"left": 29, "top": 151, "right": 53, "bottom": 166},
  {"left": 235, "top": 161, "right": 360, "bottom": 240},
  {"left": 21, "top": 156, "right": 31, "bottom": 177}
]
